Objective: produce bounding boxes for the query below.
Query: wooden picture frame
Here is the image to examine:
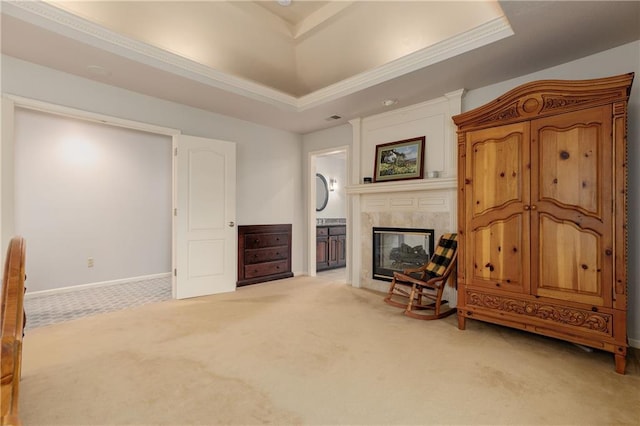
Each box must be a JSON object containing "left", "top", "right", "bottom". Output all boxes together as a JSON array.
[{"left": 373, "top": 136, "right": 425, "bottom": 182}]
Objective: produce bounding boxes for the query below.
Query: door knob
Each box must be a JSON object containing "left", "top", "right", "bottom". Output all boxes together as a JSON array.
[{"left": 229, "top": 221, "right": 235, "bottom": 227}]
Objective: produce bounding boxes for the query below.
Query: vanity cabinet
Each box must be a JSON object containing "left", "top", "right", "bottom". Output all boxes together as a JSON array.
[
  {"left": 237, "top": 224, "right": 293, "bottom": 287},
  {"left": 453, "top": 73, "right": 634, "bottom": 374},
  {"left": 317, "top": 225, "right": 346, "bottom": 271}
]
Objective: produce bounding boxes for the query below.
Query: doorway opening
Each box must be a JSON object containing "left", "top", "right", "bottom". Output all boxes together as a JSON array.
[
  {"left": 3, "top": 97, "right": 181, "bottom": 328},
  {"left": 309, "top": 147, "right": 349, "bottom": 280}
]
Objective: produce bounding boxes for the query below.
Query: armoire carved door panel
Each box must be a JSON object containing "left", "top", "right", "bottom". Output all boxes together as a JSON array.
[
  {"left": 470, "top": 216, "right": 529, "bottom": 293},
  {"left": 530, "top": 105, "right": 613, "bottom": 306},
  {"left": 537, "top": 215, "right": 605, "bottom": 305},
  {"left": 466, "top": 122, "right": 530, "bottom": 294},
  {"left": 469, "top": 122, "right": 529, "bottom": 216}
]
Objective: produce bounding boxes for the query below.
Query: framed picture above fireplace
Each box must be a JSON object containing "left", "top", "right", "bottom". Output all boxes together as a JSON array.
[
  {"left": 373, "top": 136, "right": 425, "bottom": 182},
  {"left": 372, "top": 227, "right": 435, "bottom": 281}
]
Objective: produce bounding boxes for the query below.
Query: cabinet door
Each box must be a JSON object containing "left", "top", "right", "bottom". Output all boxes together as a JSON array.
[
  {"left": 465, "top": 122, "right": 530, "bottom": 293},
  {"left": 530, "top": 105, "right": 613, "bottom": 306},
  {"left": 316, "top": 236, "right": 329, "bottom": 271},
  {"left": 328, "top": 235, "right": 339, "bottom": 267},
  {"left": 337, "top": 234, "right": 346, "bottom": 266}
]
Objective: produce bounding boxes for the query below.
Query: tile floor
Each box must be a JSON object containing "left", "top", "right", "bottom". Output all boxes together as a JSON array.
[
  {"left": 24, "top": 268, "right": 347, "bottom": 330},
  {"left": 316, "top": 267, "right": 347, "bottom": 282},
  {"left": 24, "top": 276, "right": 172, "bottom": 330}
]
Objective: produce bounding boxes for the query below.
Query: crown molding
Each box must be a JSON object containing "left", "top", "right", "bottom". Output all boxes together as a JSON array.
[
  {"left": 2, "top": 0, "right": 299, "bottom": 111},
  {"left": 296, "top": 16, "right": 513, "bottom": 110},
  {"left": 3, "top": 1, "right": 512, "bottom": 113}
]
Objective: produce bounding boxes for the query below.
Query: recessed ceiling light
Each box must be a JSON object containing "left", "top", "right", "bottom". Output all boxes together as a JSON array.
[
  {"left": 382, "top": 99, "right": 398, "bottom": 107},
  {"left": 325, "top": 115, "right": 342, "bottom": 121},
  {"left": 277, "top": 0, "right": 292, "bottom": 6}
]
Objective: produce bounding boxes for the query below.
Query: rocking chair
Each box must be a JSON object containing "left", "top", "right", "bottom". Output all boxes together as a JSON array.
[{"left": 383, "top": 233, "right": 458, "bottom": 320}]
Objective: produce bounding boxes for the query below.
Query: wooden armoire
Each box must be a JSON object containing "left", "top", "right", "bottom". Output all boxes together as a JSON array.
[{"left": 453, "top": 73, "right": 634, "bottom": 374}]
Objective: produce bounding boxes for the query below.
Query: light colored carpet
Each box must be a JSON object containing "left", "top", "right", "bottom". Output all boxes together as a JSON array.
[{"left": 19, "top": 275, "right": 640, "bottom": 425}]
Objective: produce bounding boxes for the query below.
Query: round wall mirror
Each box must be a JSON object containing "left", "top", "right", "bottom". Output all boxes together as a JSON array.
[{"left": 316, "top": 173, "right": 329, "bottom": 212}]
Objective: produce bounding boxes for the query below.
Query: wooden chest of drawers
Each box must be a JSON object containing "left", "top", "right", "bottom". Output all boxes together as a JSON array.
[{"left": 237, "top": 224, "right": 293, "bottom": 287}]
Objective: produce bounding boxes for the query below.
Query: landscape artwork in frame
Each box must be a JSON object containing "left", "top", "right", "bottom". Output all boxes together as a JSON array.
[{"left": 373, "top": 136, "right": 425, "bottom": 182}]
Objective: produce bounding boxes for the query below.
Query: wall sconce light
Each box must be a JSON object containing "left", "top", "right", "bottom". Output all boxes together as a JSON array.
[{"left": 329, "top": 178, "right": 337, "bottom": 192}]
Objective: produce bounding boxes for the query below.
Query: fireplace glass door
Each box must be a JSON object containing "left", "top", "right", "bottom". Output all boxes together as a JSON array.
[{"left": 373, "top": 227, "right": 435, "bottom": 281}]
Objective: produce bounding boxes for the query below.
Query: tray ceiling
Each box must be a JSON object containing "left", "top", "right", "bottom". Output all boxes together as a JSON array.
[
  {"left": 45, "top": 1, "right": 506, "bottom": 96},
  {"left": 2, "top": 1, "right": 639, "bottom": 134}
]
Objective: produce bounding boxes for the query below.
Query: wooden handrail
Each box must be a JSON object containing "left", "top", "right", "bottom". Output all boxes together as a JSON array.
[{"left": 1, "top": 237, "right": 26, "bottom": 426}]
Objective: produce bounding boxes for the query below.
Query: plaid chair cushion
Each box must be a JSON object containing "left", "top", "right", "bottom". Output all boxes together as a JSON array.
[{"left": 424, "top": 233, "right": 457, "bottom": 277}]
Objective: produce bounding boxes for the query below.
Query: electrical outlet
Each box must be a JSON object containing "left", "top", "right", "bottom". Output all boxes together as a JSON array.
[{"left": 88, "top": 257, "right": 94, "bottom": 268}]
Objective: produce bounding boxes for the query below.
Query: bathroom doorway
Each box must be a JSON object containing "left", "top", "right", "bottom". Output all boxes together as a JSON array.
[{"left": 309, "top": 148, "right": 348, "bottom": 278}]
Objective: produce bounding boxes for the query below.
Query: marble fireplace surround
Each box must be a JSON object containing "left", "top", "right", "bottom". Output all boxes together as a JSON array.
[{"left": 347, "top": 179, "right": 457, "bottom": 297}]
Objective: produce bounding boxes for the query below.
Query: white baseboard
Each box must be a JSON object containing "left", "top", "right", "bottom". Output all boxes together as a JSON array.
[
  {"left": 25, "top": 272, "right": 171, "bottom": 299},
  {"left": 629, "top": 338, "right": 640, "bottom": 349}
]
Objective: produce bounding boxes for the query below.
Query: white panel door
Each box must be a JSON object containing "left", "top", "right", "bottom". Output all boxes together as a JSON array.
[{"left": 175, "top": 135, "right": 236, "bottom": 299}]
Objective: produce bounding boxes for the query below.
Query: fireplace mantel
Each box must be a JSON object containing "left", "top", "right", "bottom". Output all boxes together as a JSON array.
[
  {"left": 346, "top": 177, "right": 456, "bottom": 195},
  {"left": 348, "top": 176, "right": 457, "bottom": 293}
]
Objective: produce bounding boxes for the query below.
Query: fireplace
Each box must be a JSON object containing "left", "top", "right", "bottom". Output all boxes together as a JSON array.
[{"left": 372, "top": 227, "right": 435, "bottom": 281}]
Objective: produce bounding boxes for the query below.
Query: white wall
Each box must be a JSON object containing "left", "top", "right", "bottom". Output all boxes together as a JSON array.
[
  {"left": 358, "top": 93, "right": 461, "bottom": 182},
  {"left": 1, "top": 55, "right": 305, "bottom": 277},
  {"left": 14, "top": 108, "right": 171, "bottom": 291},
  {"left": 461, "top": 40, "right": 640, "bottom": 347},
  {"left": 302, "top": 124, "right": 352, "bottom": 155},
  {"left": 315, "top": 154, "right": 346, "bottom": 219}
]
